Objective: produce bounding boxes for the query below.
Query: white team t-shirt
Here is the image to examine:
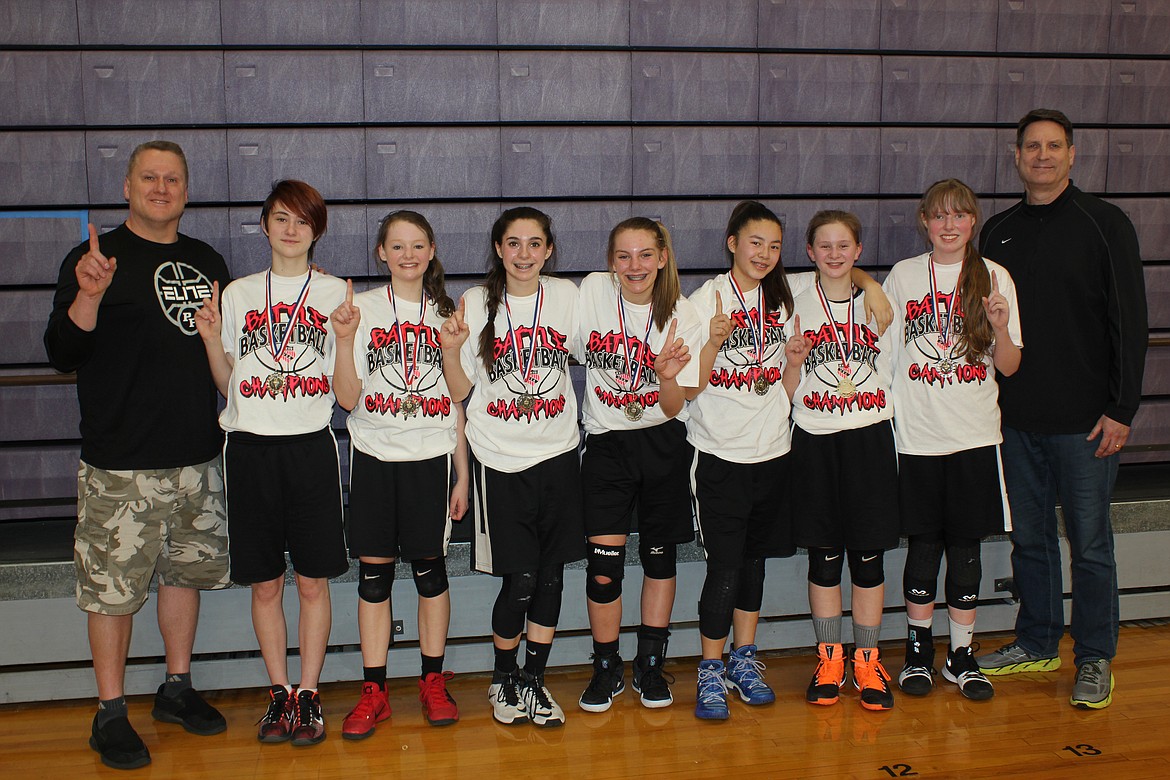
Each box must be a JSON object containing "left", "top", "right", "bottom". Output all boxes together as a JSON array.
[
  {"left": 458, "top": 277, "right": 580, "bottom": 473},
  {"left": 218, "top": 269, "right": 347, "bottom": 435},
  {"left": 883, "top": 252, "right": 1024, "bottom": 455},
  {"left": 574, "top": 272, "right": 704, "bottom": 436},
  {"left": 345, "top": 286, "right": 457, "bottom": 462},
  {"left": 686, "top": 271, "right": 814, "bottom": 463},
  {"left": 789, "top": 282, "right": 894, "bottom": 435}
]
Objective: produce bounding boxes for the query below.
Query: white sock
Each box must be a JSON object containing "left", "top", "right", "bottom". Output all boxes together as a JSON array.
[
  {"left": 949, "top": 617, "right": 975, "bottom": 651},
  {"left": 908, "top": 616, "right": 932, "bottom": 630}
]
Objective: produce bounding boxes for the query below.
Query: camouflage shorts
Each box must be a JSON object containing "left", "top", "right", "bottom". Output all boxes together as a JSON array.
[{"left": 74, "top": 457, "right": 230, "bottom": 615}]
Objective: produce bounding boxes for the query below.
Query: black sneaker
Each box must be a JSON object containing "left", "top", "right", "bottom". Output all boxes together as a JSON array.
[
  {"left": 152, "top": 685, "right": 227, "bottom": 736},
  {"left": 943, "top": 646, "right": 995, "bottom": 701},
  {"left": 90, "top": 714, "right": 151, "bottom": 770},
  {"left": 897, "top": 631, "right": 936, "bottom": 697},
  {"left": 291, "top": 689, "right": 327, "bottom": 746},
  {"left": 633, "top": 653, "right": 674, "bottom": 708},
  {"left": 579, "top": 653, "right": 625, "bottom": 713}
]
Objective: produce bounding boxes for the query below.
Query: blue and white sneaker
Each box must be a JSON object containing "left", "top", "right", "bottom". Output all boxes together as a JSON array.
[
  {"left": 725, "top": 644, "right": 775, "bottom": 705},
  {"left": 694, "top": 660, "right": 729, "bottom": 720}
]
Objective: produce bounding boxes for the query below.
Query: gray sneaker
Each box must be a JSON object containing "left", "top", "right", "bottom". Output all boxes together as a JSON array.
[
  {"left": 1070, "top": 659, "right": 1113, "bottom": 709},
  {"left": 976, "top": 641, "right": 1061, "bottom": 675}
]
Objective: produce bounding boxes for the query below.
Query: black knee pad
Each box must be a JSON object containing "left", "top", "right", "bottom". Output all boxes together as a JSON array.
[
  {"left": 357, "top": 561, "right": 394, "bottom": 604},
  {"left": 735, "top": 558, "right": 766, "bottom": 613},
  {"left": 639, "top": 540, "right": 677, "bottom": 580},
  {"left": 847, "top": 548, "right": 885, "bottom": 589},
  {"left": 585, "top": 542, "right": 626, "bottom": 604},
  {"left": 698, "top": 565, "right": 740, "bottom": 640},
  {"left": 411, "top": 558, "right": 449, "bottom": 599},
  {"left": 903, "top": 533, "right": 944, "bottom": 605},
  {"left": 527, "top": 562, "right": 565, "bottom": 627},
  {"left": 807, "top": 547, "right": 846, "bottom": 588},
  {"left": 491, "top": 571, "right": 536, "bottom": 639},
  {"left": 944, "top": 537, "right": 982, "bottom": 610}
]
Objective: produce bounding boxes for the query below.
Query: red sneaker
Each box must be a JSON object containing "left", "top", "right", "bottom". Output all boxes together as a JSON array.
[
  {"left": 419, "top": 671, "right": 459, "bottom": 726},
  {"left": 342, "top": 682, "right": 391, "bottom": 740},
  {"left": 257, "top": 685, "right": 294, "bottom": 743},
  {"left": 290, "top": 689, "right": 326, "bottom": 746}
]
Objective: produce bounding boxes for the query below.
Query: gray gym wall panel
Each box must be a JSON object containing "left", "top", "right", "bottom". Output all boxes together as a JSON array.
[
  {"left": 995, "top": 0, "right": 1110, "bottom": 54},
  {"left": 632, "top": 127, "right": 759, "bottom": 197},
  {"left": 0, "top": 447, "right": 79, "bottom": 505},
  {"left": 1108, "top": 198, "right": 1170, "bottom": 263},
  {"left": 878, "top": 199, "right": 936, "bottom": 267},
  {"left": 0, "top": 385, "right": 80, "bottom": 443},
  {"left": 1107, "top": 130, "right": 1170, "bottom": 194},
  {"left": 0, "top": 132, "right": 87, "bottom": 208},
  {"left": 0, "top": 0, "right": 78, "bottom": 45},
  {"left": 81, "top": 52, "right": 225, "bottom": 126},
  {"left": 1142, "top": 345, "right": 1170, "bottom": 397},
  {"left": 758, "top": 0, "right": 881, "bottom": 50},
  {"left": 631, "top": 53, "right": 759, "bottom": 123},
  {"left": 1142, "top": 265, "right": 1170, "bottom": 328},
  {"left": 759, "top": 54, "right": 882, "bottom": 123},
  {"left": 363, "top": 51, "right": 500, "bottom": 123},
  {"left": 879, "top": 0, "right": 999, "bottom": 52},
  {"left": 0, "top": 214, "right": 88, "bottom": 286},
  {"left": 360, "top": 0, "right": 498, "bottom": 45},
  {"left": 367, "top": 127, "right": 502, "bottom": 200},
  {"left": 227, "top": 205, "right": 367, "bottom": 279},
  {"left": 0, "top": 290, "right": 56, "bottom": 365},
  {"left": 878, "top": 128, "right": 998, "bottom": 196},
  {"left": 881, "top": 57, "right": 999, "bottom": 123},
  {"left": 759, "top": 127, "right": 881, "bottom": 197},
  {"left": 77, "top": 0, "right": 221, "bottom": 46},
  {"left": 225, "top": 52, "right": 363, "bottom": 125},
  {"left": 220, "top": 0, "right": 361, "bottom": 45},
  {"left": 499, "top": 0, "right": 630, "bottom": 46},
  {"left": 1108, "top": 60, "right": 1170, "bottom": 125},
  {"left": 513, "top": 202, "right": 634, "bottom": 273},
  {"left": 996, "top": 59, "right": 1110, "bottom": 125},
  {"left": 1123, "top": 401, "right": 1170, "bottom": 464},
  {"left": 993, "top": 127, "right": 1107, "bottom": 195},
  {"left": 85, "top": 130, "right": 230, "bottom": 205},
  {"left": 1109, "top": 0, "right": 1170, "bottom": 56},
  {"left": 499, "top": 52, "right": 631, "bottom": 123},
  {"left": 225, "top": 129, "right": 366, "bottom": 202},
  {"left": 636, "top": 200, "right": 730, "bottom": 272},
  {"left": 0, "top": 53, "right": 84, "bottom": 126},
  {"left": 630, "top": 0, "right": 757, "bottom": 48},
  {"left": 383, "top": 203, "right": 503, "bottom": 277},
  {"left": 86, "top": 207, "right": 233, "bottom": 272},
  {"left": 501, "top": 128, "right": 632, "bottom": 199},
  {"left": 777, "top": 200, "right": 883, "bottom": 270}
]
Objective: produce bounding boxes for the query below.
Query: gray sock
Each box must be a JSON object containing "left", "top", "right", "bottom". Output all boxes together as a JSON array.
[
  {"left": 813, "top": 615, "right": 842, "bottom": 645},
  {"left": 162, "top": 671, "right": 192, "bottom": 699},
  {"left": 853, "top": 622, "right": 882, "bottom": 650},
  {"left": 96, "top": 696, "right": 128, "bottom": 727}
]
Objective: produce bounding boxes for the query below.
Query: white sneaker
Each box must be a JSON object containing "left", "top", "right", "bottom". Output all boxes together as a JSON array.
[
  {"left": 519, "top": 669, "right": 565, "bottom": 728},
  {"left": 488, "top": 671, "right": 528, "bottom": 724}
]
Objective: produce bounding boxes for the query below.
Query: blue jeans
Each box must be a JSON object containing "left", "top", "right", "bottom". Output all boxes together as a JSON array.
[{"left": 1001, "top": 426, "right": 1120, "bottom": 665}]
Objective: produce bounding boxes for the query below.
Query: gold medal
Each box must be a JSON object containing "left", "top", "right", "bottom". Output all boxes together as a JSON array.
[
  {"left": 624, "top": 401, "right": 644, "bottom": 422},
  {"left": 265, "top": 373, "right": 284, "bottom": 393},
  {"left": 938, "top": 358, "right": 954, "bottom": 375},
  {"left": 401, "top": 395, "right": 420, "bottom": 416},
  {"left": 836, "top": 378, "right": 857, "bottom": 398},
  {"left": 518, "top": 394, "right": 536, "bottom": 412},
  {"left": 754, "top": 376, "right": 771, "bottom": 396}
]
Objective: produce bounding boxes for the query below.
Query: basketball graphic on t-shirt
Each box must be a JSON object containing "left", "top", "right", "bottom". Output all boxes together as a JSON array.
[{"left": 154, "top": 261, "right": 214, "bottom": 336}]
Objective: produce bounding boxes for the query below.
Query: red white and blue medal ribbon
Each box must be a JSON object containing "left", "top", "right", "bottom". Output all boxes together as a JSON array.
[
  {"left": 265, "top": 269, "right": 312, "bottom": 367},
  {"left": 615, "top": 286, "right": 654, "bottom": 392},
  {"left": 929, "top": 253, "right": 956, "bottom": 349},
  {"left": 388, "top": 285, "right": 426, "bottom": 390},
  {"left": 815, "top": 279, "right": 855, "bottom": 380},
  {"left": 728, "top": 274, "right": 766, "bottom": 366},
  {"left": 504, "top": 283, "right": 544, "bottom": 391}
]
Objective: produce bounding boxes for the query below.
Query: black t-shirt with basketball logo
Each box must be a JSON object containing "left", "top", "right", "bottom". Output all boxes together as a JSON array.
[{"left": 45, "top": 223, "right": 231, "bottom": 470}]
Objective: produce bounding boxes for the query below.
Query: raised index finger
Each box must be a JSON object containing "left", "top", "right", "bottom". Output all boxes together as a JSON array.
[
  {"left": 87, "top": 223, "right": 103, "bottom": 257},
  {"left": 793, "top": 313, "right": 801, "bottom": 335},
  {"left": 665, "top": 317, "right": 678, "bottom": 344},
  {"left": 990, "top": 269, "right": 999, "bottom": 293},
  {"left": 715, "top": 290, "right": 723, "bottom": 315},
  {"left": 345, "top": 278, "right": 354, "bottom": 305}
]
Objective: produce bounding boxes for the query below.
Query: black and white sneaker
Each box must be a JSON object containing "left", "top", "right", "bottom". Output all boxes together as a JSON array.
[
  {"left": 943, "top": 646, "right": 995, "bottom": 701},
  {"left": 579, "top": 653, "right": 625, "bottom": 713},
  {"left": 897, "top": 630, "right": 936, "bottom": 697},
  {"left": 488, "top": 671, "right": 528, "bottom": 724},
  {"left": 633, "top": 653, "right": 674, "bottom": 708},
  {"left": 519, "top": 669, "right": 565, "bottom": 728}
]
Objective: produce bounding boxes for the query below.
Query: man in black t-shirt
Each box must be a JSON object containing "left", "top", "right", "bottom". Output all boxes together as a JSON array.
[{"left": 45, "top": 141, "right": 232, "bottom": 770}]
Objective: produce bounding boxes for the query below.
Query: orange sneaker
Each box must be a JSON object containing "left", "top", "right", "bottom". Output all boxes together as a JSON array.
[
  {"left": 342, "top": 682, "right": 391, "bottom": 740},
  {"left": 806, "top": 642, "right": 847, "bottom": 705},
  {"left": 852, "top": 648, "right": 894, "bottom": 711},
  {"left": 419, "top": 671, "right": 459, "bottom": 726}
]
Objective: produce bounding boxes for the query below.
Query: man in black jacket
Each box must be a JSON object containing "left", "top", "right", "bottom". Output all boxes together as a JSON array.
[
  {"left": 975, "top": 109, "right": 1147, "bottom": 710},
  {"left": 45, "top": 141, "right": 232, "bottom": 768}
]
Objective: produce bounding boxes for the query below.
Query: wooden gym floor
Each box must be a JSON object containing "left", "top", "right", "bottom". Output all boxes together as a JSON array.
[{"left": 3, "top": 625, "right": 1168, "bottom": 779}]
